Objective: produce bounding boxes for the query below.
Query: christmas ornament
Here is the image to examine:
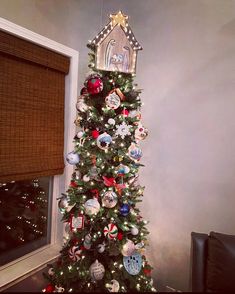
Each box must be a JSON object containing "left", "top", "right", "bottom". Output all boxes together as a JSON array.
[
  {"left": 130, "top": 226, "right": 139, "bottom": 235},
  {"left": 113, "top": 155, "right": 123, "bottom": 162},
  {"left": 48, "top": 268, "right": 54, "bottom": 276},
  {"left": 75, "top": 170, "right": 81, "bottom": 179},
  {"left": 70, "top": 181, "right": 78, "bottom": 188},
  {"left": 55, "top": 286, "right": 65, "bottom": 292},
  {"left": 89, "top": 260, "right": 105, "bottom": 280},
  {"left": 80, "top": 87, "right": 88, "bottom": 95},
  {"left": 84, "top": 234, "right": 92, "bottom": 249},
  {"left": 117, "top": 164, "right": 130, "bottom": 175},
  {"left": 76, "top": 96, "right": 88, "bottom": 112},
  {"left": 104, "top": 223, "right": 118, "bottom": 239},
  {"left": 108, "top": 118, "right": 115, "bottom": 125},
  {"left": 84, "top": 198, "right": 100, "bottom": 216},
  {"left": 89, "top": 166, "right": 99, "bottom": 179},
  {"left": 123, "top": 252, "right": 143, "bottom": 275},
  {"left": 68, "top": 246, "right": 82, "bottom": 262},
  {"left": 86, "top": 75, "right": 103, "bottom": 94},
  {"left": 105, "top": 89, "right": 122, "bottom": 109},
  {"left": 45, "top": 284, "right": 55, "bottom": 292},
  {"left": 115, "top": 122, "right": 131, "bottom": 139},
  {"left": 76, "top": 130, "right": 84, "bottom": 138},
  {"left": 128, "top": 143, "right": 142, "bottom": 161},
  {"left": 121, "top": 109, "right": 129, "bottom": 117},
  {"left": 117, "top": 231, "right": 124, "bottom": 240},
  {"left": 143, "top": 264, "right": 152, "bottom": 276},
  {"left": 58, "top": 196, "right": 68, "bottom": 212},
  {"left": 83, "top": 174, "right": 90, "bottom": 182},
  {"left": 102, "top": 191, "right": 118, "bottom": 208},
  {"left": 69, "top": 214, "right": 84, "bottom": 230},
  {"left": 128, "top": 109, "right": 141, "bottom": 121},
  {"left": 121, "top": 239, "right": 135, "bottom": 256},
  {"left": 91, "top": 129, "right": 100, "bottom": 139},
  {"left": 106, "top": 279, "right": 120, "bottom": 292},
  {"left": 97, "top": 242, "right": 106, "bottom": 253},
  {"left": 135, "top": 123, "right": 148, "bottom": 141},
  {"left": 119, "top": 203, "right": 130, "bottom": 216},
  {"left": 97, "top": 132, "right": 112, "bottom": 150},
  {"left": 102, "top": 176, "right": 126, "bottom": 195},
  {"left": 66, "top": 151, "right": 80, "bottom": 165}
]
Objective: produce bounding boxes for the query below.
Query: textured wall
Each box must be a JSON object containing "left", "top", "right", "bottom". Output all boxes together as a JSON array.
[{"left": 1, "top": 0, "right": 235, "bottom": 291}]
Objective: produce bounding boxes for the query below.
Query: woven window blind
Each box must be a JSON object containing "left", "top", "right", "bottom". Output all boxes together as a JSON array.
[{"left": 0, "top": 30, "right": 70, "bottom": 182}]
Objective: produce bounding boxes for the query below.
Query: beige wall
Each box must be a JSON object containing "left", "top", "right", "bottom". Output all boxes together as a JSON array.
[{"left": 1, "top": 0, "right": 235, "bottom": 291}]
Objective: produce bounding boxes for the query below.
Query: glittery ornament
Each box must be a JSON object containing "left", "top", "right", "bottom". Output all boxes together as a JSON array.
[
  {"left": 91, "top": 130, "right": 100, "bottom": 139},
  {"left": 84, "top": 198, "right": 100, "bottom": 216},
  {"left": 115, "top": 122, "right": 131, "bottom": 139},
  {"left": 68, "top": 246, "right": 82, "bottom": 262},
  {"left": 119, "top": 203, "right": 130, "bottom": 216},
  {"left": 102, "top": 191, "right": 118, "bottom": 208},
  {"left": 104, "top": 223, "right": 118, "bottom": 239},
  {"left": 106, "top": 279, "right": 120, "bottom": 292},
  {"left": 66, "top": 151, "right": 80, "bottom": 165},
  {"left": 89, "top": 260, "right": 105, "bottom": 280},
  {"left": 86, "top": 75, "right": 103, "bottom": 94}
]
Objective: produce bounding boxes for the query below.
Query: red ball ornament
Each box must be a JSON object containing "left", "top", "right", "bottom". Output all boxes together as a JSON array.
[
  {"left": 70, "top": 181, "right": 78, "bottom": 188},
  {"left": 117, "top": 231, "right": 124, "bottom": 240},
  {"left": 80, "top": 87, "right": 88, "bottom": 95},
  {"left": 91, "top": 130, "right": 100, "bottom": 139},
  {"left": 45, "top": 284, "right": 55, "bottom": 292},
  {"left": 121, "top": 109, "right": 129, "bottom": 117},
  {"left": 143, "top": 268, "right": 152, "bottom": 276},
  {"left": 86, "top": 76, "right": 103, "bottom": 94}
]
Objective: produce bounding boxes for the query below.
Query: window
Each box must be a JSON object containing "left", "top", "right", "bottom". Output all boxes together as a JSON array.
[
  {"left": 0, "top": 17, "right": 78, "bottom": 290},
  {"left": 0, "top": 177, "right": 52, "bottom": 266}
]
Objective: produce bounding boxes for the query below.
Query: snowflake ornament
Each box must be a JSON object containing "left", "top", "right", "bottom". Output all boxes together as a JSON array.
[{"left": 115, "top": 122, "right": 131, "bottom": 139}]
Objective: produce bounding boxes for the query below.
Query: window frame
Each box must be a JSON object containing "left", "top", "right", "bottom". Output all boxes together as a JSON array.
[{"left": 0, "top": 17, "right": 78, "bottom": 290}]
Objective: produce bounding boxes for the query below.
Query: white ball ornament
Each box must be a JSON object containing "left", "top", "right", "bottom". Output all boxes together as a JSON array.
[
  {"left": 130, "top": 226, "right": 139, "bottom": 236},
  {"left": 89, "top": 260, "right": 105, "bottom": 281},
  {"left": 77, "top": 131, "right": 84, "bottom": 138},
  {"left": 83, "top": 174, "right": 90, "bottom": 182},
  {"left": 102, "top": 191, "right": 118, "bottom": 208},
  {"left": 121, "top": 239, "right": 136, "bottom": 256},
  {"left": 97, "top": 132, "right": 112, "bottom": 150},
  {"left": 106, "top": 279, "right": 120, "bottom": 292},
  {"left": 84, "top": 198, "right": 100, "bottom": 216},
  {"left": 97, "top": 242, "right": 106, "bottom": 253},
  {"left": 66, "top": 151, "right": 80, "bottom": 165},
  {"left": 48, "top": 267, "right": 54, "bottom": 276},
  {"left": 108, "top": 118, "right": 115, "bottom": 125}
]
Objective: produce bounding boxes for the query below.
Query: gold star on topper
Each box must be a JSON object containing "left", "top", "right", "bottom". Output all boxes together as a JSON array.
[{"left": 110, "top": 11, "right": 128, "bottom": 28}]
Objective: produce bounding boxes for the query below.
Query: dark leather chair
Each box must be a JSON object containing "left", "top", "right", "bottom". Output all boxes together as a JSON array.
[{"left": 190, "top": 231, "right": 235, "bottom": 292}]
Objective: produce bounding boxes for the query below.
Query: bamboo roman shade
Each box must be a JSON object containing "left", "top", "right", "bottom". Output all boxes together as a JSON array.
[{"left": 0, "top": 30, "right": 70, "bottom": 182}]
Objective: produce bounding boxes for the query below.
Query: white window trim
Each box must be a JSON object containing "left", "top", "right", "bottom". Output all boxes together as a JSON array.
[{"left": 0, "top": 17, "right": 78, "bottom": 290}]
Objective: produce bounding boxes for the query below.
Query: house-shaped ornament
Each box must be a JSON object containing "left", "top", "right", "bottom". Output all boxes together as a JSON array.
[{"left": 91, "top": 11, "right": 142, "bottom": 74}]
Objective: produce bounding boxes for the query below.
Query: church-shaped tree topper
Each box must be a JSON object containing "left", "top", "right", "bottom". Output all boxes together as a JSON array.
[{"left": 91, "top": 11, "right": 143, "bottom": 74}]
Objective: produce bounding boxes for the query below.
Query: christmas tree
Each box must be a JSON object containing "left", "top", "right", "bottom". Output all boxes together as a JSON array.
[{"left": 43, "top": 11, "right": 156, "bottom": 293}]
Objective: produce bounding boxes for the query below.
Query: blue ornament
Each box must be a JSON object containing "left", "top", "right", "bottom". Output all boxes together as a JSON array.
[
  {"left": 66, "top": 151, "right": 80, "bottom": 165},
  {"left": 119, "top": 204, "right": 130, "bottom": 216},
  {"left": 128, "top": 143, "right": 142, "bottom": 161},
  {"left": 123, "top": 252, "right": 142, "bottom": 275}
]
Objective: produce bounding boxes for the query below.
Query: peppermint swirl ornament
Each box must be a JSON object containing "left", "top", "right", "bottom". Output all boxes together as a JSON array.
[
  {"left": 104, "top": 223, "right": 118, "bottom": 239},
  {"left": 68, "top": 246, "right": 82, "bottom": 262}
]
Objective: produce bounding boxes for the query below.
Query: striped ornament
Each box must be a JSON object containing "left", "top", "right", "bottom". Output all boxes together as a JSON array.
[
  {"left": 104, "top": 223, "right": 118, "bottom": 239},
  {"left": 68, "top": 246, "right": 82, "bottom": 262}
]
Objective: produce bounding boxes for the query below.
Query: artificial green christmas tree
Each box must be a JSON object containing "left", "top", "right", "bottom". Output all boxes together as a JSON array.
[{"left": 43, "top": 11, "right": 156, "bottom": 293}]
